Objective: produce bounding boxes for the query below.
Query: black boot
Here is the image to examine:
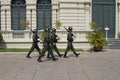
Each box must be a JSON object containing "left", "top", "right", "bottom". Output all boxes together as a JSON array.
[
  {"left": 59, "top": 54, "right": 63, "bottom": 57},
  {"left": 47, "top": 53, "right": 51, "bottom": 59},
  {"left": 63, "top": 52, "right": 69, "bottom": 58},
  {"left": 26, "top": 55, "right": 31, "bottom": 58},
  {"left": 53, "top": 58, "right": 58, "bottom": 61},
  {"left": 63, "top": 56, "right": 69, "bottom": 58},
  {"left": 47, "top": 56, "right": 51, "bottom": 59},
  {"left": 37, "top": 58, "right": 43, "bottom": 62},
  {"left": 76, "top": 53, "right": 80, "bottom": 57}
]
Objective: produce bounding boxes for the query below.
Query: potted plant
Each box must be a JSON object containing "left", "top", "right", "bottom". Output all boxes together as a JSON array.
[
  {"left": 86, "top": 22, "right": 107, "bottom": 51},
  {"left": 55, "top": 20, "right": 62, "bottom": 29}
]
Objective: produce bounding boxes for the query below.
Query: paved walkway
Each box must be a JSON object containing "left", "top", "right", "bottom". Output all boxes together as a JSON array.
[{"left": 0, "top": 49, "right": 120, "bottom": 80}]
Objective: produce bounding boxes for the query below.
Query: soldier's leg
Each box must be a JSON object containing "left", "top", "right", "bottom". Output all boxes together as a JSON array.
[
  {"left": 71, "top": 44, "right": 80, "bottom": 57},
  {"left": 26, "top": 45, "right": 34, "bottom": 58},
  {"left": 48, "top": 48, "right": 58, "bottom": 61},
  {"left": 37, "top": 43, "right": 49, "bottom": 62},
  {"left": 46, "top": 44, "right": 52, "bottom": 58},
  {"left": 35, "top": 45, "right": 41, "bottom": 55},
  {"left": 47, "top": 52, "right": 51, "bottom": 58},
  {"left": 63, "top": 46, "right": 70, "bottom": 58},
  {"left": 38, "top": 47, "right": 47, "bottom": 59},
  {"left": 41, "top": 43, "right": 49, "bottom": 57},
  {"left": 63, "top": 42, "right": 71, "bottom": 58},
  {"left": 37, "top": 47, "right": 48, "bottom": 62},
  {"left": 46, "top": 45, "right": 53, "bottom": 58},
  {"left": 54, "top": 45, "right": 62, "bottom": 57}
]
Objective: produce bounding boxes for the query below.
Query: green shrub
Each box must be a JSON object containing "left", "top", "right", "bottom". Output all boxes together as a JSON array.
[{"left": 86, "top": 28, "right": 107, "bottom": 47}]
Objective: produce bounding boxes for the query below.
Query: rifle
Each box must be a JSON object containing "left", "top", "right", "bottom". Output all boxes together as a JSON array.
[
  {"left": 63, "top": 26, "right": 69, "bottom": 32},
  {"left": 73, "top": 34, "right": 76, "bottom": 38},
  {"left": 63, "top": 26, "right": 76, "bottom": 38}
]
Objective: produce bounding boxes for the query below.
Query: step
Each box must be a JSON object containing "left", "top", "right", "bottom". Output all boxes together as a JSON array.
[{"left": 105, "top": 39, "right": 120, "bottom": 49}]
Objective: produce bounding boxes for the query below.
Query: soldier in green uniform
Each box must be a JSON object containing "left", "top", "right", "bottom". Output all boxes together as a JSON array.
[
  {"left": 47, "top": 28, "right": 63, "bottom": 58},
  {"left": 37, "top": 28, "right": 58, "bottom": 62},
  {"left": 63, "top": 26, "right": 80, "bottom": 58},
  {"left": 26, "top": 29, "right": 42, "bottom": 62}
]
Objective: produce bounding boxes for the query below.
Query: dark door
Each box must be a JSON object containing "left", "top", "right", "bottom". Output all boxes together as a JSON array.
[{"left": 92, "top": 0, "right": 115, "bottom": 38}]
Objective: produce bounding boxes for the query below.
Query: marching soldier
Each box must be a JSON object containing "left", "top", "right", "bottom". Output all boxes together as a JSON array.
[
  {"left": 37, "top": 28, "right": 58, "bottom": 62},
  {"left": 63, "top": 26, "right": 80, "bottom": 58},
  {"left": 26, "top": 29, "right": 42, "bottom": 62},
  {"left": 47, "top": 28, "right": 63, "bottom": 58}
]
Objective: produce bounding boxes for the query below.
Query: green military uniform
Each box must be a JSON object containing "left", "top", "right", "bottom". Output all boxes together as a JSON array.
[
  {"left": 63, "top": 27, "right": 80, "bottom": 58},
  {"left": 37, "top": 29, "right": 57, "bottom": 62},
  {"left": 47, "top": 28, "right": 62, "bottom": 57},
  {"left": 26, "top": 29, "right": 42, "bottom": 61}
]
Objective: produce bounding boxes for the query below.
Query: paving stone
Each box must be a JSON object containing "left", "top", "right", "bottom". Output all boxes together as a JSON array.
[{"left": 0, "top": 50, "right": 120, "bottom": 80}]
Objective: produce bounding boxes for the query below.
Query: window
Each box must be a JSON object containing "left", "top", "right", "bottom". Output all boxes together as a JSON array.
[
  {"left": 36, "top": 0, "right": 52, "bottom": 30},
  {"left": 11, "top": 0, "right": 26, "bottom": 30}
]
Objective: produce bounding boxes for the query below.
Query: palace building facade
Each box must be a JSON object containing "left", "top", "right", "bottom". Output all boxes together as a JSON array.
[{"left": 0, "top": 0, "right": 120, "bottom": 49}]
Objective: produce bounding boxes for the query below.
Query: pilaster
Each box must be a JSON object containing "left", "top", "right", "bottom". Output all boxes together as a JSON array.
[
  {"left": 1, "top": 0, "right": 11, "bottom": 31},
  {"left": 85, "top": 2, "right": 91, "bottom": 31},
  {"left": 26, "top": 0, "right": 36, "bottom": 30},
  {"left": 52, "top": 0, "right": 59, "bottom": 28},
  {"left": 116, "top": 1, "right": 120, "bottom": 38}
]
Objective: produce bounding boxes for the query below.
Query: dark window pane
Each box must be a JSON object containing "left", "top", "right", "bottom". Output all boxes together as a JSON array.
[
  {"left": 36, "top": 0, "right": 52, "bottom": 30},
  {"left": 11, "top": 0, "right": 26, "bottom": 30}
]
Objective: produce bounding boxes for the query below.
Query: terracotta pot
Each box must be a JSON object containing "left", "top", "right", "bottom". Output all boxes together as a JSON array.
[{"left": 93, "top": 46, "right": 103, "bottom": 52}]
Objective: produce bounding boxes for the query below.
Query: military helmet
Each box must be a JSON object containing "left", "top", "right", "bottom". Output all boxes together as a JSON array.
[
  {"left": 32, "top": 29, "right": 37, "bottom": 33},
  {"left": 68, "top": 26, "right": 73, "bottom": 31},
  {"left": 45, "top": 28, "right": 51, "bottom": 33},
  {"left": 52, "top": 28, "right": 56, "bottom": 32},
  {"left": 45, "top": 28, "right": 50, "bottom": 31},
  {"left": 44, "top": 29, "right": 47, "bottom": 32}
]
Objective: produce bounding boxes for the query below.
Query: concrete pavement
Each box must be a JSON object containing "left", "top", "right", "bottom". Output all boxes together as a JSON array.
[{"left": 0, "top": 49, "right": 120, "bottom": 80}]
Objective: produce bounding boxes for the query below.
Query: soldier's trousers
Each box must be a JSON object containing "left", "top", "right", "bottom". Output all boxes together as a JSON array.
[
  {"left": 38, "top": 43, "right": 56, "bottom": 60},
  {"left": 64, "top": 41, "right": 78, "bottom": 57},
  {"left": 47, "top": 44, "right": 61, "bottom": 57},
  {"left": 27, "top": 44, "right": 41, "bottom": 57}
]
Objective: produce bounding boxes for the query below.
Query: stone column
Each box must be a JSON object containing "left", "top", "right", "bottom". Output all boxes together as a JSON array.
[
  {"left": 6, "top": 8, "right": 11, "bottom": 31},
  {"left": 77, "top": 3, "right": 85, "bottom": 30},
  {"left": 32, "top": 9, "right": 37, "bottom": 29},
  {"left": 85, "top": 2, "right": 91, "bottom": 31},
  {"left": 1, "top": 1, "right": 11, "bottom": 31},
  {"left": 25, "top": 1, "right": 36, "bottom": 40},
  {"left": 1, "top": 8, "right": 7, "bottom": 31},
  {"left": 116, "top": 3, "right": 120, "bottom": 38},
  {"left": 52, "top": 0, "right": 59, "bottom": 28},
  {"left": 26, "top": 1, "right": 36, "bottom": 30}
]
